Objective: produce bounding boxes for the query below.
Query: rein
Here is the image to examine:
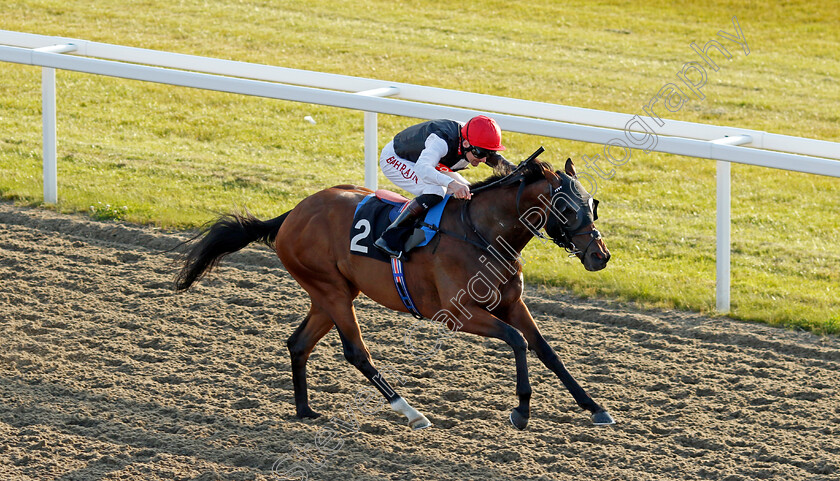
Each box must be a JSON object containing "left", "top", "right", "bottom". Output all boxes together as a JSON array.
[
  {"left": 424, "top": 146, "right": 601, "bottom": 262},
  {"left": 459, "top": 166, "right": 603, "bottom": 260},
  {"left": 418, "top": 201, "right": 506, "bottom": 258},
  {"left": 415, "top": 153, "right": 540, "bottom": 259},
  {"left": 421, "top": 176, "right": 528, "bottom": 264}
]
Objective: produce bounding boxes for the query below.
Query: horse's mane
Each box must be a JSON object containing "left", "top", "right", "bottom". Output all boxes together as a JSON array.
[{"left": 470, "top": 159, "right": 554, "bottom": 192}]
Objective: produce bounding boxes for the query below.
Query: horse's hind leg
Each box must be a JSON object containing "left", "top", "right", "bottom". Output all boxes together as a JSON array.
[
  {"left": 287, "top": 304, "right": 333, "bottom": 419},
  {"left": 318, "top": 296, "right": 431, "bottom": 430}
]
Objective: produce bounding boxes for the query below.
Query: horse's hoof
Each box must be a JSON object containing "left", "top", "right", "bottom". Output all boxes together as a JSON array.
[
  {"left": 509, "top": 408, "right": 529, "bottom": 430},
  {"left": 295, "top": 407, "right": 322, "bottom": 419},
  {"left": 409, "top": 415, "right": 432, "bottom": 430},
  {"left": 592, "top": 410, "right": 615, "bottom": 426}
]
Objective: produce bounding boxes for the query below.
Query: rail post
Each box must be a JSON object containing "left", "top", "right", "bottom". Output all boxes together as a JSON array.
[
  {"left": 35, "top": 44, "right": 77, "bottom": 203},
  {"left": 711, "top": 135, "right": 752, "bottom": 312},
  {"left": 357, "top": 87, "right": 400, "bottom": 190}
]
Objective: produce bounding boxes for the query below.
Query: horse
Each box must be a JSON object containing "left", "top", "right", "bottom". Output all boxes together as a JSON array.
[{"left": 174, "top": 153, "right": 614, "bottom": 430}]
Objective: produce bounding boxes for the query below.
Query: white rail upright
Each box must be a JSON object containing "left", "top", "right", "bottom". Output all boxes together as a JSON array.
[
  {"left": 711, "top": 135, "right": 752, "bottom": 312},
  {"left": 34, "top": 43, "right": 77, "bottom": 203},
  {"left": 717, "top": 159, "right": 732, "bottom": 312},
  {"left": 357, "top": 87, "right": 400, "bottom": 190}
]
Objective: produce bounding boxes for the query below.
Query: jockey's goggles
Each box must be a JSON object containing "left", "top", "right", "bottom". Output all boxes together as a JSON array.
[{"left": 469, "top": 146, "right": 494, "bottom": 159}]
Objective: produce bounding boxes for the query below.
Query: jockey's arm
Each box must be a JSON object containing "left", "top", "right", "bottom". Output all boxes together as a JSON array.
[
  {"left": 441, "top": 170, "right": 470, "bottom": 186},
  {"left": 486, "top": 152, "right": 516, "bottom": 175},
  {"left": 414, "top": 134, "right": 458, "bottom": 187}
]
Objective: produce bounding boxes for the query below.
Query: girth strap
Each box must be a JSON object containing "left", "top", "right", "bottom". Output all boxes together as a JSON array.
[{"left": 390, "top": 258, "right": 424, "bottom": 319}]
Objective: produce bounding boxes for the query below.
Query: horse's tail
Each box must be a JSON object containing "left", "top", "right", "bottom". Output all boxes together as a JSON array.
[{"left": 174, "top": 209, "right": 291, "bottom": 291}]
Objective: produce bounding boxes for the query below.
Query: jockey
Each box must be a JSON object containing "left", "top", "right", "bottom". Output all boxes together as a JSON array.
[{"left": 373, "top": 115, "right": 516, "bottom": 259}]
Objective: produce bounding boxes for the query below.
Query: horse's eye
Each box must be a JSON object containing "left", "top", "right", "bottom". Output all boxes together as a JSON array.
[{"left": 558, "top": 207, "right": 577, "bottom": 226}]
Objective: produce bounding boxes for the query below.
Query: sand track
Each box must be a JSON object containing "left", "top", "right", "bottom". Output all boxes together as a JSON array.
[{"left": 1, "top": 201, "right": 838, "bottom": 480}]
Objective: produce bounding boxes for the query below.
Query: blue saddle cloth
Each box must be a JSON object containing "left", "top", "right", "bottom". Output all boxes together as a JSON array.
[{"left": 349, "top": 194, "right": 451, "bottom": 262}]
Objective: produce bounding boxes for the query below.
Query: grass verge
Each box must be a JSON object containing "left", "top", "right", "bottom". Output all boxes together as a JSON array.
[{"left": 1, "top": 0, "right": 838, "bottom": 332}]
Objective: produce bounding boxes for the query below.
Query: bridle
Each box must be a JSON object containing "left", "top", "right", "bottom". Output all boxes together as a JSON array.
[
  {"left": 514, "top": 173, "right": 602, "bottom": 258},
  {"left": 549, "top": 215, "right": 602, "bottom": 258},
  {"left": 458, "top": 149, "right": 602, "bottom": 261}
]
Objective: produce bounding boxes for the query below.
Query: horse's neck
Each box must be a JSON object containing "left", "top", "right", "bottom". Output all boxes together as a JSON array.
[{"left": 471, "top": 180, "right": 548, "bottom": 255}]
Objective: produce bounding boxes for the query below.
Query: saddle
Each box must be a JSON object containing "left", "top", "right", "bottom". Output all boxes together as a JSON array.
[{"left": 349, "top": 190, "right": 450, "bottom": 262}]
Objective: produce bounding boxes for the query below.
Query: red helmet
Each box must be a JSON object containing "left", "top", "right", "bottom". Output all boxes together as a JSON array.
[{"left": 461, "top": 115, "right": 506, "bottom": 151}]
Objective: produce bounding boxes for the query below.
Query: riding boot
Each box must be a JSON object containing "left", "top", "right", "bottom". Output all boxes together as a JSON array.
[{"left": 374, "top": 198, "right": 431, "bottom": 260}]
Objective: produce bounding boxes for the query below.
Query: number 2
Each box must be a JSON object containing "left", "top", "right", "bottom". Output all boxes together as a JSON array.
[{"left": 350, "top": 219, "right": 371, "bottom": 253}]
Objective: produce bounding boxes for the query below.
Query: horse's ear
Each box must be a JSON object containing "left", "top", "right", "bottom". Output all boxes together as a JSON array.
[{"left": 565, "top": 158, "right": 577, "bottom": 178}]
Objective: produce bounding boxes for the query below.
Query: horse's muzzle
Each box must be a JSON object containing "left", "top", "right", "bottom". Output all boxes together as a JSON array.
[{"left": 583, "top": 247, "right": 610, "bottom": 272}]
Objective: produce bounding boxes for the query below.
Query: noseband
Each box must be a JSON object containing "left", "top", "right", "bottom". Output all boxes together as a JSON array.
[{"left": 553, "top": 224, "right": 602, "bottom": 258}]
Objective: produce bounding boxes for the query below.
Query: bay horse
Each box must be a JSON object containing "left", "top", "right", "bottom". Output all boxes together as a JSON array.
[{"left": 175, "top": 153, "right": 615, "bottom": 430}]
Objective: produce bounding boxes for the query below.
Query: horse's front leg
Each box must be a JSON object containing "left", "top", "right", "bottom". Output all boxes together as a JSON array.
[
  {"left": 456, "top": 308, "right": 532, "bottom": 430},
  {"left": 505, "top": 299, "right": 615, "bottom": 426}
]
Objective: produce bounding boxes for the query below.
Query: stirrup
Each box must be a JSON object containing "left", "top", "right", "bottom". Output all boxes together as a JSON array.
[{"left": 374, "top": 237, "right": 405, "bottom": 260}]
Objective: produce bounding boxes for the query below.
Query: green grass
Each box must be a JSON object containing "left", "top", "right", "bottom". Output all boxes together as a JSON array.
[{"left": 1, "top": 0, "right": 838, "bottom": 333}]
